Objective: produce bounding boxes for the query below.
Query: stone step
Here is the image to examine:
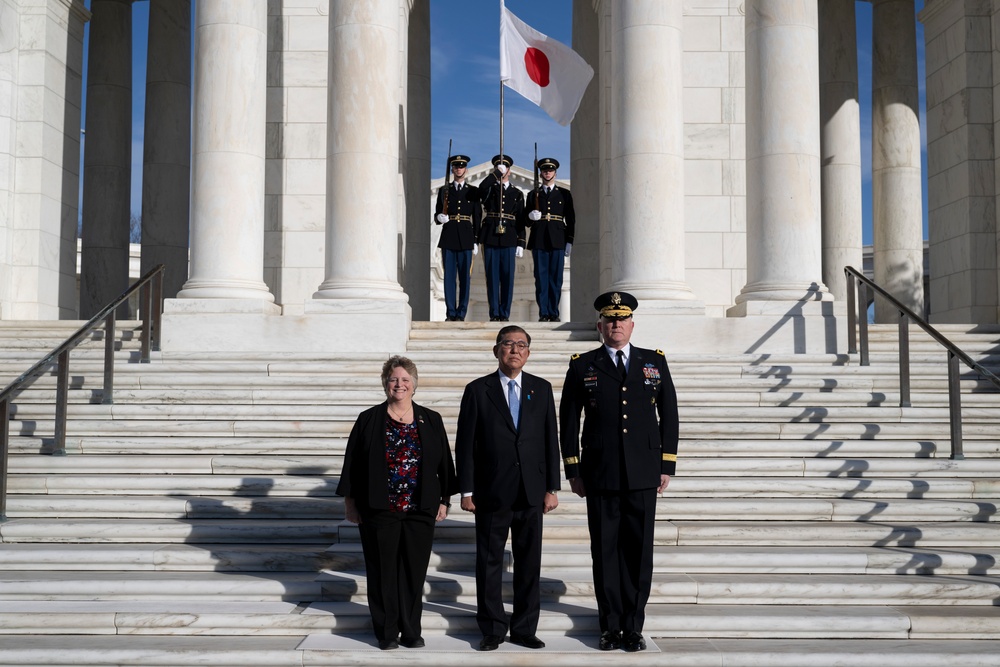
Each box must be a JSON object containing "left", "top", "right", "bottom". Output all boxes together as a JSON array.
[
  {"left": 0, "top": 568, "right": 997, "bottom": 606},
  {"left": 317, "top": 570, "right": 1000, "bottom": 606},
  {"left": 8, "top": 385, "right": 1000, "bottom": 408},
  {"left": 325, "top": 542, "right": 1000, "bottom": 577},
  {"left": 9, "top": 454, "right": 1000, "bottom": 478},
  {"left": 4, "top": 542, "right": 1000, "bottom": 576},
  {"left": 2, "top": 635, "right": 1000, "bottom": 667},
  {"left": 1, "top": 601, "right": 999, "bottom": 642},
  {"left": 8, "top": 406, "right": 1000, "bottom": 433},
  {"left": 3, "top": 518, "right": 1000, "bottom": 547},
  {"left": 5, "top": 353, "right": 996, "bottom": 377},
  {"left": 334, "top": 519, "right": 1000, "bottom": 547},
  {"left": 0, "top": 570, "right": 325, "bottom": 601},
  {"left": 4, "top": 495, "right": 999, "bottom": 524},
  {"left": 0, "top": 518, "right": 339, "bottom": 543},
  {"left": 2, "top": 495, "right": 344, "bottom": 519},
  {"left": 8, "top": 435, "right": 1000, "bottom": 458},
  {"left": 0, "top": 543, "right": 335, "bottom": 572},
  {"left": 8, "top": 473, "right": 1000, "bottom": 499}
]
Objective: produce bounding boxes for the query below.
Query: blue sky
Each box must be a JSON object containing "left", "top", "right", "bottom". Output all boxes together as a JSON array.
[{"left": 85, "top": 0, "right": 926, "bottom": 246}]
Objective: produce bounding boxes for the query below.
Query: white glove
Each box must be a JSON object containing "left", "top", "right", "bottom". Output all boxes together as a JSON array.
[
  {"left": 528, "top": 210, "right": 541, "bottom": 221},
  {"left": 515, "top": 246, "right": 524, "bottom": 258},
  {"left": 436, "top": 213, "right": 448, "bottom": 224},
  {"left": 564, "top": 242, "right": 572, "bottom": 258},
  {"left": 497, "top": 164, "right": 507, "bottom": 175},
  {"left": 472, "top": 244, "right": 479, "bottom": 256}
]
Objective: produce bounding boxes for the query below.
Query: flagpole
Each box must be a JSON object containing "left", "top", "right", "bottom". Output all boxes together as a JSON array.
[
  {"left": 499, "top": 80, "right": 504, "bottom": 170},
  {"left": 499, "top": 0, "right": 505, "bottom": 164}
]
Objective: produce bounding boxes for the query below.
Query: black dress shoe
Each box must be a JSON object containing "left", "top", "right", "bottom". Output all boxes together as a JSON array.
[
  {"left": 510, "top": 634, "right": 545, "bottom": 649},
  {"left": 479, "top": 634, "right": 504, "bottom": 651},
  {"left": 622, "top": 631, "right": 646, "bottom": 652},
  {"left": 378, "top": 639, "right": 399, "bottom": 650},
  {"left": 400, "top": 636, "right": 425, "bottom": 648},
  {"left": 598, "top": 630, "right": 621, "bottom": 650}
]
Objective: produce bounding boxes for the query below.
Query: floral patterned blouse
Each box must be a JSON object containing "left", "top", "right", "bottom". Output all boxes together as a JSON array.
[{"left": 385, "top": 416, "right": 422, "bottom": 512}]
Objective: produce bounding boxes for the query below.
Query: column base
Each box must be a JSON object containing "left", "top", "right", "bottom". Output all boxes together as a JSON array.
[
  {"left": 625, "top": 301, "right": 847, "bottom": 355},
  {"left": 160, "top": 298, "right": 410, "bottom": 353}
]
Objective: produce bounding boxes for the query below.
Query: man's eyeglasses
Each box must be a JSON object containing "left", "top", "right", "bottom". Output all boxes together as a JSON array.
[{"left": 499, "top": 340, "right": 529, "bottom": 350}]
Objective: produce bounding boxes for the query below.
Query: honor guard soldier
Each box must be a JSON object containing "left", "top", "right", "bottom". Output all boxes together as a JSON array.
[
  {"left": 435, "top": 154, "right": 481, "bottom": 321},
  {"left": 558, "top": 291, "right": 679, "bottom": 653},
  {"left": 478, "top": 154, "right": 526, "bottom": 322},
  {"left": 526, "top": 157, "right": 575, "bottom": 322}
]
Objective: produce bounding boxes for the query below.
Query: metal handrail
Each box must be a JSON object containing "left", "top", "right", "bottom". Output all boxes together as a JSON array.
[
  {"left": 0, "top": 264, "right": 165, "bottom": 521},
  {"left": 845, "top": 266, "right": 1000, "bottom": 460}
]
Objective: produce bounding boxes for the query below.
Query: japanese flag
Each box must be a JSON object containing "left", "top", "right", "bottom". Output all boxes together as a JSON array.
[{"left": 500, "top": 2, "right": 594, "bottom": 126}]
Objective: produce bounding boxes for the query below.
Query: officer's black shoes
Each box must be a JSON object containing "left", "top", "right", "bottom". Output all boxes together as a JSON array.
[
  {"left": 598, "top": 630, "right": 621, "bottom": 650},
  {"left": 479, "top": 634, "right": 504, "bottom": 651},
  {"left": 622, "top": 631, "right": 646, "bottom": 652},
  {"left": 400, "top": 636, "right": 425, "bottom": 648},
  {"left": 378, "top": 638, "right": 399, "bottom": 650},
  {"left": 510, "top": 634, "right": 545, "bottom": 649}
]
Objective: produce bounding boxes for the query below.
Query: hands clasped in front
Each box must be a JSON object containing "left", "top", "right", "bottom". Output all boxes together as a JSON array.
[{"left": 460, "top": 492, "right": 558, "bottom": 514}]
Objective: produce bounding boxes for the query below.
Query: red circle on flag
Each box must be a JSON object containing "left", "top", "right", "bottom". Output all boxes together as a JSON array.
[{"left": 524, "top": 48, "right": 550, "bottom": 87}]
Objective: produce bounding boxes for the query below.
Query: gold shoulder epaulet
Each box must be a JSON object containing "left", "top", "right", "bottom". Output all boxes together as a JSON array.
[
  {"left": 656, "top": 349, "right": 665, "bottom": 356},
  {"left": 571, "top": 353, "right": 580, "bottom": 360}
]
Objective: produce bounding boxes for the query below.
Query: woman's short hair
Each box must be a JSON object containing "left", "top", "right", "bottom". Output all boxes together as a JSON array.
[{"left": 381, "top": 355, "right": 419, "bottom": 393}]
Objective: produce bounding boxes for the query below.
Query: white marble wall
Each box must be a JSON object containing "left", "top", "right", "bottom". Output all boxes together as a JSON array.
[
  {"left": 921, "top": 0, "right": 998, "bottom": 324},
  {"left": 4, "top": 0, "right": 86, "bottom": 320},
  {"left": 264, "top": 0, "right": 329, "bottom": 316},
  {"left": 0, "top": 0, "right": 16, "bottom": 319},
  {"left": 683, "top": 0, "right": 747, "bottom": 317}
]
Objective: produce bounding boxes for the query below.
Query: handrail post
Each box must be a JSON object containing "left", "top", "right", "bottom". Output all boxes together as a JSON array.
[
  {"left": 53, "top": 350, "right": 69, "bottom": 456},
  {"left": 1, "top": 397, "right": 9, "bottom": 521},
  {"left": 140, "top": 281, "right": 152, "bottom": 363},
  {"left": 858, "top": 283, "right": 870, "bottom": 366},
  {"left": 103, "top": 311, "right": 116, "bottom": 405},
  {"left": 151, "top": 268, "right": 163, "bottom": 353},
  {"left": 948, "top": 352, "right": 965, "bottom": 460},
  {"left": 846, "top": 270, "right": 857, "bottom": 355},
  {"left": 898, "top": 309, "right": 911, "bottom": 408}
]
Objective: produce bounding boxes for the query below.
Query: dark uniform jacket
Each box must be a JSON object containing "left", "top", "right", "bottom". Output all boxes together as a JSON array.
[
  {"left": 526, "top": 185, "right": 575, "bottom": 251},
  {"left": 478, "top": 172, "right": 526, "bottom": 249},
  {"left": 435, "top": 181, "right": 481, "bottom": 251},
  {"left": 455, "top": 371, "right": 561, "bottom": 513},
  {"left": 336, "top": 401, "right": 457, "bottom": 510},
  {"left": 559, "top": 345, "right": 679, "bottom": 492}
]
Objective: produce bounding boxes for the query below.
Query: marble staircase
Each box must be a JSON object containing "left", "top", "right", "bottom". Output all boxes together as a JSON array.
[{"left": 1, "top": 320, "right": 1000, "bottom": 665}]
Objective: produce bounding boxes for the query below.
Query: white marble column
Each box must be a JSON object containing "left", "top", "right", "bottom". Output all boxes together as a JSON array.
[
  {"left": 176, "top": 0, "right": 275, "bottom": 305},
  {"left": 609, "top": 0, "right": 700, "bottom": 310},
  {"left": 313, "top": 0, "right": 407, "bottom": 303},
  {"left": 404, "top": 0, "right": 430, "bottom": 320},
  {"left": 140, "top": 0, "right": 191, "bottom": 300},
  {"left": 735, "top": 0, "right": 832, "bottom": 310},
  {"left": 80, "top": 0, "right": 132, "bottom": 318},
  {"left": 569, "top": 0, "right": 599, "bottom": 321},
  {"left": 872, "top": 0, "right": 924, "bottom": 321},
  {"left": 819, "top": 0, "right": 863, "bottom": 301}
]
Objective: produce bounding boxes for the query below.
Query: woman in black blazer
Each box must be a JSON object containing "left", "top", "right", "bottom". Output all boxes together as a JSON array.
[{"left": 337, "top": 355, "right": 456, "bottom": 650}]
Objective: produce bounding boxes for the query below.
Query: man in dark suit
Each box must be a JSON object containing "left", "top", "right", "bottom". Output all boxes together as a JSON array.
[
  {"left": 525, "top": 157, "right": 574, "bottom": 322},
  {"left": 559, "top": 291, "right": 679, "bottom": 652},
  {"left": 478, "top": 155, "right": 526, "bottom": 322},
  {"left": 434, "top": 154, "right": 481, "bottom": 321},
  {"left": 455, "top": 325, "right": 561, "bottom": 651}
]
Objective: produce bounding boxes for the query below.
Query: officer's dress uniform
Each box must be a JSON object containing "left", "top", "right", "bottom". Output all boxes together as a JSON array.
[
  {"left": 478, "top": 159, "right": 525, "bottom": 321},
  {"left": 559, "top": 324, "right": 679, "bottom": 637},
  {"left": 526, "top": 168, "right": 574, "bottom": 321},
  {"left": 435, "top": 164, "right": 481, "bottom": 321}
]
